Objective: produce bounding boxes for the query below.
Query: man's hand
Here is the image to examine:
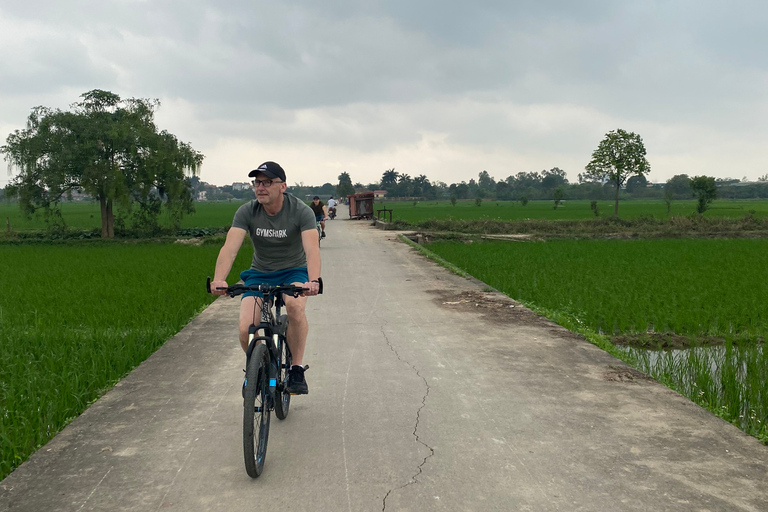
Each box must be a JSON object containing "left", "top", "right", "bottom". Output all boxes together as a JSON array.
[
  {"left": 302, "top": 280, "right": 321, "bottom": 297},
  {"left": 210, "top": 279, "right": 229, "bottom": 296}
]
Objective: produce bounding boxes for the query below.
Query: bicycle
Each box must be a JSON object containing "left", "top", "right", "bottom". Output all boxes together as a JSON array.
[
  {"left": 316, "top": 219, "right": 323, "bottom": 246},
  {"left": 206, "top": 277, "right": 323, "bottom": 478}
]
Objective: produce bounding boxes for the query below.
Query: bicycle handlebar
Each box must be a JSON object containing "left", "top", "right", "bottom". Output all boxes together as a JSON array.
[{"left": 206, "top": 277, "right": 323, "bottom": 297}]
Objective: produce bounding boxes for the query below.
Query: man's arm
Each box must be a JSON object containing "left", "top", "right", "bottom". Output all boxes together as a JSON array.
[
  {"left": 322, "top": 205, "right": 328, "bottom": 220},
  {"left": 211, "top": 227, "right": 247, "bottom": 295},
  {"left": 301, "top": 228, "right": 321, "bottom": 296}
]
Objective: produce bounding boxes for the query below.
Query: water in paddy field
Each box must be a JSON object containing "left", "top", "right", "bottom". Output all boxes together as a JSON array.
[{"left": 618, "top": 343, "right": 767, "bottom": 430}]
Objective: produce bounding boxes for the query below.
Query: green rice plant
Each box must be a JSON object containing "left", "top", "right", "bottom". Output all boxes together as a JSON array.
[
  {"left": 621, "top": 343, "right": 767, "bottom": 441},
  {"left": 0, "top": 241, "right": 252, "bottom": 479},
  {"left": 0, "top": 201, "right": 246, "bottom": 233},
  {"left": 375, "top": 199, "right": 768, "bottom": 224},
  {"left": 427, "top": 238, "right": 768, "bottom": 340}
]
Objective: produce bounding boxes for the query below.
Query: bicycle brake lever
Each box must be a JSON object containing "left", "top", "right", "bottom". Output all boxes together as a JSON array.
[{"left": 206, "top": 276, "right": 212, "bottom": 294}]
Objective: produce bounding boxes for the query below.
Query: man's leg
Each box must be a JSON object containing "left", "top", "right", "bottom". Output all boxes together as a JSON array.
[
  {"left": 282, "top": 288, "right": 310, "bottom": 394},
  {"left": 320, "top": 220, "right": 326, "bottom": 236},
  {"left": 283, "top": 291, "right": 308, "bottom": 365},
  {"left": 238, "top": 296, "right": 263, "bottom": 352}
]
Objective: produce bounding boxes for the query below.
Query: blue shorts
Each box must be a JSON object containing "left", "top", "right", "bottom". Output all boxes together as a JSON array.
[
  {"left": 239, "top": 267, "right": 309, "bottom": 299},
  {"left": 315, "top": 214, "right": 324, "bottom": 222}
]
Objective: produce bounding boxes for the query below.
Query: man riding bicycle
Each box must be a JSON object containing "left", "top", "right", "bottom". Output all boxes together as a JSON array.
[
  {"left": 210, "top": 161, "right": 320, "bottom": 395},
  {"left": 309, "top": 196, "right": 328, "bottom": 239}
]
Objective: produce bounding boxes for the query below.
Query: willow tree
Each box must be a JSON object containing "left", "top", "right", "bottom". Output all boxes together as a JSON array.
[
  {"left": 584, "top": 129, "right": 650, "bottom": 217},
  {"left": 2, "top": 89, "right": 203, "bottom": 237}
]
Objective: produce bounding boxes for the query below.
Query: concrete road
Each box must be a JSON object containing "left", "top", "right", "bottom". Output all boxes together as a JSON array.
[{"left": 2, "top": 210, "right": 767, "bottom": 511}]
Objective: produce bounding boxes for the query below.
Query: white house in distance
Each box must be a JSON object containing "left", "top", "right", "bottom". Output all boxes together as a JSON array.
[
  {"left": 373, "top": 190, "right": 387, "bottom": 199},
  {"left": 232, "top": 182, "right": 250, "bottom": 191}
]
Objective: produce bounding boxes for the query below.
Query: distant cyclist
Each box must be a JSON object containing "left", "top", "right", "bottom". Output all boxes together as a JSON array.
[
  {"left": 211, "top": 161, "right": 321, "bottom": 395},
  {"left": 309, "top": 196, "right": 328, "bottom": 238},
  {"left": 327, "top": 196, "right": 337, "bottom": 220}
]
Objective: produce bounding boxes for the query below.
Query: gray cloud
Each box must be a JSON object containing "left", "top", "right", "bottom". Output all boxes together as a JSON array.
[{"left": 2, "top": 0, "right": 767, "bottom": 186}]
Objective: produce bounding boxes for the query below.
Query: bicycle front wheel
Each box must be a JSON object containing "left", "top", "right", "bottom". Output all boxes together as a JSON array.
[
  {"left": 243, "top": 343, "right": 271, "bottom": 478},
  {"left": 274, "top": 333, "right": 292, "bottom": 420}
]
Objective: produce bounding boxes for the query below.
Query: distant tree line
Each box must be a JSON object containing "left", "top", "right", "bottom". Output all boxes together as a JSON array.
[
  {"left": 371, "top": 169, "right": 768, "bottom": 201},
  {"left": 368, "top": 129, "right": 768, "bottom": 218},
  {"left": 165, "top": 168, "right": 768, "bottom": 208},
  {"left": 8, "top": 111, "right": 768, "bottom": 230}
]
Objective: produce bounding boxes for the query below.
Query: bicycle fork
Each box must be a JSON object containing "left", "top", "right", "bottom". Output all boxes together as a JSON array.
[{"left": 245, "top": 324, "right": 284, "bottom": 411}]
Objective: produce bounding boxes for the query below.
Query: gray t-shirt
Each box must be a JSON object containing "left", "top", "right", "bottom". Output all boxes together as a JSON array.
[{"left": 232, "top": 193, "right": 317, "bottom": 272}]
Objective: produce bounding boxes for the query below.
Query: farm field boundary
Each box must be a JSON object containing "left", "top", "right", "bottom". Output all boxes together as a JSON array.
[{"left": 387, "top": 214, "right": 768, "bottom": 240}]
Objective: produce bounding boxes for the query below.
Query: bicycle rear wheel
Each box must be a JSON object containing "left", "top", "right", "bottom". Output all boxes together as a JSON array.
[
  {"left": 243, "top": 343, "right": 271, "bottom": 478},
  {"left": 274, "top": 333, "right": 292, "bottom": 420}
]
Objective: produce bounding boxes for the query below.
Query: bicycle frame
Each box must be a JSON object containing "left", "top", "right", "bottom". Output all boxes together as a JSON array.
[
  {"left": 206, "top": 277, "right": 322, "bottom": 477},
  {"left": 245, "top": 293, "right": 290, "bottom": 405}
]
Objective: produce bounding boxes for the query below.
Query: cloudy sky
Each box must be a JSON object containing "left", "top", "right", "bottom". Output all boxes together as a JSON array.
[{"left": 1, "top": 0, "right": 766, "bottom": 188}]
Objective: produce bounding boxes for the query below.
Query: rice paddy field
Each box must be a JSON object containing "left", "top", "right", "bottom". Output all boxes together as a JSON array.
[
  {"left": 3, "top": 198, "right": 768, "bottom": 233},
  {"left": 0, "top": 241, "right": 253, "bottom": 480},
  {"left": 426, "top": 238, "right": 768, "bottom": 442},
  {"left": 3, "top": 196, "right": 768, "bottom": 477},
  {"left": 378, "top": 198, "right": 768, "bottom": 223},
  {"left": 0, "top": 200, "right": 245, "bottom": 232}
]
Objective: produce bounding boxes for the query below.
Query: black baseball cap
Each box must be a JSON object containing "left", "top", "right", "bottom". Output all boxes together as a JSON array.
[
  {"left": 248, "top": 161, "right": 286, "bottom": 182},
  {"left": 313, "top": 195, "right": 320, "bottom": 200}
]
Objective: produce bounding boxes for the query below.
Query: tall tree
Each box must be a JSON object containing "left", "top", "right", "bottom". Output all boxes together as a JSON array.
[
  {"left": 584, "top": 129, "right": 650, "bottom": 217},
  {"left": 380, "top": 168, "right": 399, "bottom": 189},
  {"left": 691, "top": 175, "right": 717, "bottom": 213},
  {"left": 396, "top": 173, "right": 413, "bottom": 197},
  {"left": 336, "top": 171, "right": 355, "bottom": 198},
  {"left": 413, "top": 174, "right": 432, "bottom": 198},
  {"left": 625, "top": 174, "right": 649, "bottom": 195},
  {"left": 477, "top": 170, "right": 496, "bottom": 192},
  {"left": 665, "top": 174, "right": 692, "bottom": 199},
  {"left": 2, "top": 89, "right": 203, "bottom": 237},
  {"left": 541, "top": 167, "right": 568, "bottom": 191}
]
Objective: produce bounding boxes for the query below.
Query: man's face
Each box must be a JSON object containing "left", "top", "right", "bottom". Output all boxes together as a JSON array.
[{"left": 252, "top": 173, "right": 285, "bottom": 205}]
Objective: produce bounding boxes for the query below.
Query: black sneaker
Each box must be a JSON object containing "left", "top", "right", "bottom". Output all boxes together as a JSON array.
[
  {"left": 321, "top": 231, "right": 326, "bottom": 239},
  {"left": 285, "top": 366, "right": 308, "bottom": 395}
]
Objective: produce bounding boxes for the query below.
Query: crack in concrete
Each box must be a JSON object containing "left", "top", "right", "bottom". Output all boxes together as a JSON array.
[{"left": 379, "top": 325, "right": 434, "bottom": 512}]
